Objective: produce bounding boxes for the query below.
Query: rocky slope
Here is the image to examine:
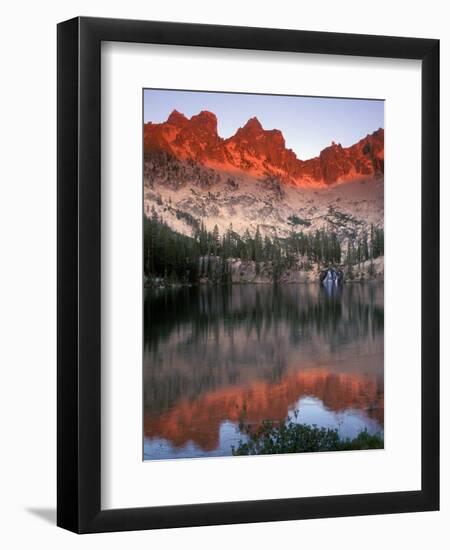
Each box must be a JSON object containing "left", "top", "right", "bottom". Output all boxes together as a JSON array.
[{"left": 144, "top": 157, "right": 383, "bottom": 241}]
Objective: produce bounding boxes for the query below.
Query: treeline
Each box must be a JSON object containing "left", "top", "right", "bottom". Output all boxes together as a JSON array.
[
  {"left": 144, "top": 209, "right": 200, "bottom": 284},
  {"left": 346, "top": 225, "right": 384, "bottom": 267},
  {"left": 144, "top": 207, "right": 384, "bottom": 284}
]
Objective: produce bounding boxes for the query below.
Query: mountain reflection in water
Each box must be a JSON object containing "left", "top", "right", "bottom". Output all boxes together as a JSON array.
[{"left": 143, "top": 283, "right": 384, "bottom": 460}]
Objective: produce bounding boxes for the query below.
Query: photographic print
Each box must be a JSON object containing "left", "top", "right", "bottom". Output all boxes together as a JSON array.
[{"left": 143, "top": 89, "right": 384, "bottom": 461}]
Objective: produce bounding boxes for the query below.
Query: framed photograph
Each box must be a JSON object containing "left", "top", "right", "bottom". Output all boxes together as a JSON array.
[{"left": 57, "top": 17, "right": 439, "bottom": 533}]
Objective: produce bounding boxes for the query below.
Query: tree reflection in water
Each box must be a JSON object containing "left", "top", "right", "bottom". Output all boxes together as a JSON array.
[{"left": 143, "top": 283, "right": 384, "bottom": 459}]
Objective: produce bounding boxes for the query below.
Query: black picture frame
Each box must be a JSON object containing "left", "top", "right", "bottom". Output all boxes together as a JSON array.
[{"left": 57, "top": 16, "right": 439, "bottom": 533}]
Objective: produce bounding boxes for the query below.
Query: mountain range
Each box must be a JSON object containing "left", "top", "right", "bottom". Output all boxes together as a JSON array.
[
  {"left": 144, "top": 109, "right": 384, "bottom": 188},
  {"left": 143, "top": 110, "right": 384, "bottom": 240}
]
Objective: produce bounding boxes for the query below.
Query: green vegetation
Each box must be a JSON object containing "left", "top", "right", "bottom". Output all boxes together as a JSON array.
[
  {"left": 287, "top": 214, "right": 311, "bottom": 227},
  {"left": 327, "top": 207, "right": 362, "bottom": 229},
  {"left": 144, "top": 207, "right": 384, "bottom": 285},
  {"left": 231, "top": 413, "right": 383, "bottom": 455},
  {"left": 174, "top": 209, "right": 200, "bottom": 232},
  {"left": 144, "top": 208, "right": 200, "bottom": 284},
  {"left": 345, "top": 223, "right": 384, "bottom": 270}
]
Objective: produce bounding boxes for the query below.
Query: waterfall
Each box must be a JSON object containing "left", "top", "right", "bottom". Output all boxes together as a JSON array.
[{"left": 323, "top": 268, "right": 339, "bottom": 285}]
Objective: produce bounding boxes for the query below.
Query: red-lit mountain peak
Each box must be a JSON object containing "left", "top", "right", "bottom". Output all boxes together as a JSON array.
[
  {"left": 166, "top": 109, "right": 189, "bottom": 127},
  {"left": 189, "top": 110, "right": 218, "bottom": 133},
  {"left": 143, "top": 110, "right": 384, "bottom": 187},
  {"left": 238, "top": 116, "right": 264, "bottom": 133}
]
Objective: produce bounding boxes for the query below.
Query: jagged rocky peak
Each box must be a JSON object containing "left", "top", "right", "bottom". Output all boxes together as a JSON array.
[
  {"left": 233, "top": 117, "right": 282, "bottom": 142},
  {"left": 144, "top": 110, "right": 384, "bottom": 187},
  {"left": 167, "top": 109, "right": 189, "bottom": 127},
  {"left": 241, "top": 116, "right": 264, "bottom": 132},
  {"left": 227, "top": 117, "right": 287, "bottom": 161},
  {"left": 189, "top": 110, "right": 218, "bottom": 134}
]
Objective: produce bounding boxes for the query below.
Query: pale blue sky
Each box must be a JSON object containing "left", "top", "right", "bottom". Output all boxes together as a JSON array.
[{"left": 143, "top": 89, "right": 384, "bottom": 160}]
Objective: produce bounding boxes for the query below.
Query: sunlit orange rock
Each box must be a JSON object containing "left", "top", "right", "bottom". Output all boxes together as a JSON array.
[{"left": 143, "top": 110, "right": 384, "bottom": 187}]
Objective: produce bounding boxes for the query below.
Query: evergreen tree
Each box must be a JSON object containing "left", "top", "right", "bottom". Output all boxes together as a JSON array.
[
  {"left": 144, "top": 208, "right": 378, "bottom": 286},
  {"left": 263, "top": 235, "right": 272, "bottom": 261},
  {"left": 212, "top": 224, "right": 220, "bottom": 256},
  {"left": 362, "top": 232, "right": 369, "bottom": 262}
]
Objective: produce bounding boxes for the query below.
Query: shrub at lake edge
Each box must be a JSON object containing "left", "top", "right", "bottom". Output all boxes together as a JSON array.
[{"left": 232, "top": 413, "right": 383, "bottom": 455}]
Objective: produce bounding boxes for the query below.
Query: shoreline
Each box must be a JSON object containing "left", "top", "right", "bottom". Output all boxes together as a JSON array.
[
  {"left": 144, "top": 277, "right": 384, "bottom": 289},
  {"left": 145, "top": 256, "right": 384, "bottom": 289}
]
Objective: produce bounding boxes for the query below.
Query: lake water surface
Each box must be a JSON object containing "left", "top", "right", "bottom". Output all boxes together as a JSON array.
[{"left": 143, "top": 283, "right": 384, "bottom": 460}]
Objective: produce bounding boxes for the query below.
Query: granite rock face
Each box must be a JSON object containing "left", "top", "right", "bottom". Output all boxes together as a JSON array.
[{"left": 144, "top": 110, "right": 384, "bottom": 188}]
